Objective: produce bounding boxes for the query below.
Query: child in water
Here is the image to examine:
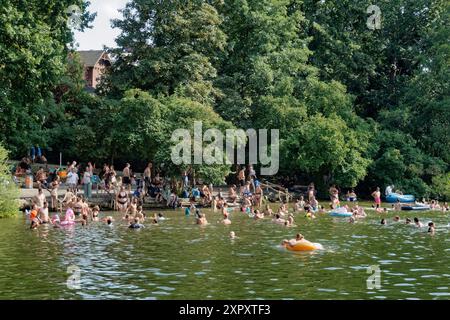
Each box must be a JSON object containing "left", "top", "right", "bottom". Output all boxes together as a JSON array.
[
  {"left": 129, "top": 217, "right": 145, "bottom": 229},
  {"left": 428, "top": 222, "right": 435, "bottom": 235},
  {"left": 414, "top": 217, "right": 424, "bottom": 228},
  {"left": 222, "top": 213, "right": 231, "bottom": 225},
  {"left": 104, "top": 216, "right": 114, "bottom": 226},
  {"left": 92, "top": 206, "right": 100, "bottom": 221}
]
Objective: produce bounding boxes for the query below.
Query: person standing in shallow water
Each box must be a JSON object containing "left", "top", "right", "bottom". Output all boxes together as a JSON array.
[
  {"left": 372, "top": 187, "right": 382, "bottom": 209},
  {"left": 82, "top": 166, "right": 93, "bottom": 200},
  {"left": 329, "top": 184, "right": 340, "bottom": 208},
  {"left": 143, "top": 162, "right": 152, "bottom": 195},
  {"left": 307, "top": 183, "right": 315, "bottom": 202},
  {"left": 238, "top": 166, "right": 246, "bottom": 196}
]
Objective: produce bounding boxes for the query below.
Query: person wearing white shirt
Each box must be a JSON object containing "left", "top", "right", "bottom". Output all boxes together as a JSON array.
[{"left": 67, "top": 169, "right": 79, "bottom": 193}]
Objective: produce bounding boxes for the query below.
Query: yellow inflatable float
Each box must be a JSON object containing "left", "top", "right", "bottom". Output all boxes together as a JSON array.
[{"left": 283, "top": 239, "right": 321, "bottom": 251}]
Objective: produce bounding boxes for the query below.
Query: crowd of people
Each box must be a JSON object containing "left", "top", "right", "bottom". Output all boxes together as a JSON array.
[{"left": 21, "top": 160, "right": 447, "bottom": 238}]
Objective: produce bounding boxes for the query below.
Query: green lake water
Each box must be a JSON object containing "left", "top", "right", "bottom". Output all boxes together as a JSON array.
[{"left": 0, "top": 204, "right": 449, "bottom": 300}]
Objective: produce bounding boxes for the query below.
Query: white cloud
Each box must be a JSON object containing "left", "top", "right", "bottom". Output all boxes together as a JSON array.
[{"left": 73, "top": 0, "right": 129, "bottom": 50}]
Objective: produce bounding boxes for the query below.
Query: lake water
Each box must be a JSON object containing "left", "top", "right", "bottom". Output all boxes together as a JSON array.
[{"left": 0, "top": 205, "right": 449, "bottom": 300}]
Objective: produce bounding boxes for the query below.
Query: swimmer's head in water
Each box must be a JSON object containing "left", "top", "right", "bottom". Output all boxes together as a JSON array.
[
  {"left": 296, "top": 233, "right": 304, "bottom": 240},
  {"left": 230, "top": 231, "right": 235, "bottom": 238},
  {"left": 414, "top": 217, "right": 419, "bottom": 223}
]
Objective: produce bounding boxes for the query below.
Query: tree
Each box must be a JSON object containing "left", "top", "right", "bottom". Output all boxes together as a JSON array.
[
  {"left": 215, "top": 0, "right": 314, "bottom": 127},
  {"left": 215, "top": 0, "right": 373, "bottom": 187},
  {"left": 432, "top": 172, "right": 450, "bottom": 201},
  {"left": 398, "top": 1, "right": 450, "bottom": 163},
  {"left": 0, "top": 0, "right": 95, "bottom": 156},
  {"left": 102, "top": 0, "right": 226, "bottom": 105},
  {"left": 281, "top": 114, "right": 372, "bottom": 189},
  {"left": 0, "top": 144, "right": 19, "bottom": 218},
  {"left": 100, "top": 89, "right": 236, "bottom": 184},
  {"left": 364, "top": 130, "right": 446, "bottom": 197},
  {"left": 301, "top": 0, "right": 445, "bottom": 118}
]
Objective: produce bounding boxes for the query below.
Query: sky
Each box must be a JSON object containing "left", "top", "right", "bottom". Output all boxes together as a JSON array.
[{"left": 73, "top": 0, "right": 129, "bottom": 50}]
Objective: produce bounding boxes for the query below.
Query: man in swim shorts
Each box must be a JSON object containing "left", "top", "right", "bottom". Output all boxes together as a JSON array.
[
  {"left": 122, "top": 163, "right": 132, "bottom": 192},
  {"left": 372, "top": 187, "right": 382, "bottom": 209}
]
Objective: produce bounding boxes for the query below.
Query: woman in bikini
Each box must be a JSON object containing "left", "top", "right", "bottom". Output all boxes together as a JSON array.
[{"left": 116, "top": 186, "right": 129, "bottom": 212}]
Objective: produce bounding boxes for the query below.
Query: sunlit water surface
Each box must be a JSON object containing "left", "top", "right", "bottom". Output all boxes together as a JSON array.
[{"left": 0, "top": 206, "right": 449, "bottom": 300}]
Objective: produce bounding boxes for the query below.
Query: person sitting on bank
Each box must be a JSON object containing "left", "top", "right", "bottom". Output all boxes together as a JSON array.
[{"left": 346, "top": 189, "right": 357, "bottom": 202}]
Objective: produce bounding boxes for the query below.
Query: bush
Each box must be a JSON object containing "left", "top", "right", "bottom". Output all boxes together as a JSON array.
[
  {"left": 0, "top": 144, "right": 19, "bottom": 218},
  {"left": 432, "top": 172, "right": 450, "bottom": 201}
]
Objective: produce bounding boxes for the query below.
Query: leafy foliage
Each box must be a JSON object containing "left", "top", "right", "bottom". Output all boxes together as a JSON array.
[{"left": 0, "top": 144, "right": 19, "bottom": 218}]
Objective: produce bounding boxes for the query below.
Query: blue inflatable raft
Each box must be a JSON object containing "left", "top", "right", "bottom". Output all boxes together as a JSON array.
[
  {"left": 385, "top": 193, "right": 415, "bottom": 203},
  {"left": 401, "top": 205, "right": 431, "bottom": 211},
  {"left": 329, "top": 211, "right": 353, "bottom": 217}
]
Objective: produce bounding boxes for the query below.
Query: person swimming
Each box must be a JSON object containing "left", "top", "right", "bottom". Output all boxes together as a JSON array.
[
  {"left": 92, "top": 205, "right": 100, "bottom": 221},
  {"left": 129, "top": 217, "right": 144, "bottom": 229},
  {"left": 222, "top": 214, "right": 231, "bottom": 225},
  {"left": 305, "top": 209, "right": 316, "bottom": 219},
  {"left": 272, "top": 214, "right": 285, "bottom": 225},
  {"left": 381, "top": 218, "right": 386, "bottom": 225},
  {"left": 428, "top": 222, "right": 435, "bottom": 235},
  {"left": 393, "top": 216, "right": 400, "bottom": 222},
  {"left": 414, "top": 217, "right": 424, "bottom": 228},
  {"left": 286, "top": 214, "right": 295, "bottom": 226},
  {"left": 229, "top": 231, "right": 236, "bottom": 239},
  {"left": 281, "top": 233, "right": 305, "bottom": 247},
  {"left": 253, "top": 209, "right": 264, "bottom": 220},
  {"left": 393, "top": 199, "right": 402, "bottom": 211},
  {"left": 196, "top": 212, "right": 208, "bottom": 225},
  {"left": 105, "top": 216, "right": 114, "bottom": 225}
]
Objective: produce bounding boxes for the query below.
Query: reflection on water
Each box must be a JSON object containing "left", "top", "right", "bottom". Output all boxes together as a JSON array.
[{"left": 0, "top": 208, "right": 448, "bottom": 299}]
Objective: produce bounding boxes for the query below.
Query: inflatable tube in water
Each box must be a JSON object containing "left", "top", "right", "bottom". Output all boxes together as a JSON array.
[
  {"left": 284, "top": 239, "right": 320, "bottom": 251},
  {"left": 329, "top": 211, "right": 353, "bottom": 217},
  {"left": 385, "top": 193, "right": 415, "bottom": 203},
  {"left": 401, "top": 205, "right": 431, "bottom": 211},
  {"left": 60, "top": 221, "right": 75, "bottom": 227}
]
